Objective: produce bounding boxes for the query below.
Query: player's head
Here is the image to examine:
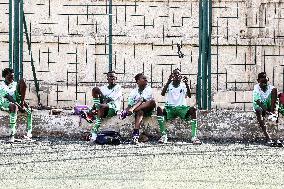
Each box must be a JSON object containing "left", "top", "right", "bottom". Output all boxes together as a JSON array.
[
  {"left": 2, "top": 68, "right": 14, "bottom": 83},
  {"left": 107, "top": 71, "right": 117, "bottom": 85},
  {"left": 172, "top": 68, "right": 182, "bottom": 82},
  {"left": 257, "top": 72, "right": 268, "bottom": 89},
  {"left": 135, "top": 73, "right": 147, "bottom": 88}
]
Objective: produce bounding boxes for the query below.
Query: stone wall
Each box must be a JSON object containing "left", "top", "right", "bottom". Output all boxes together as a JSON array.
[{"left": 0, "top": 0, "right": 283, "bottom": 109}]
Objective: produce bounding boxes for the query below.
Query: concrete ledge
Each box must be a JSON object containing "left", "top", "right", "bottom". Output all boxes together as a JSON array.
[{"left": 0, "top": 110, "right": 283, "bottom": 140}]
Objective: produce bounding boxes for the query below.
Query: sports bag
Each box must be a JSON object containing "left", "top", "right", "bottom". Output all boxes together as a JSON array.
[{"left": 96, "top": 131, "right": 122, "bottom": 145}]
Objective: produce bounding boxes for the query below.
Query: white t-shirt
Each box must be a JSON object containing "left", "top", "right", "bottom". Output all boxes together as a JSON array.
[
  {"left": 253, "top": 83, "right": 274, "bottom": 109},
  {"left": 165, "top": 82, "right": 188, "bottom": 107},
  {"left": 0, "top": 81, "right": 17, "bottom": 97},
  {"left": 100, "top": 84, "right": 122, "bottom": 111},
  {"left": 128, "top": 85, "right": 153, "bottom": 106}
]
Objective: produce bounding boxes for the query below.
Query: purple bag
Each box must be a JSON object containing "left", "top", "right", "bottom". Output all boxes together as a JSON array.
[{"left": 74, "top": 105, "right": 89, "bottom": 115}]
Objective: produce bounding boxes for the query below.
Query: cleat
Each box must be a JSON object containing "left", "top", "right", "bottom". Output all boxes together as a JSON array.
[
  {"left": 267, "top": 113, "right": 277, "bottom": 122},
  {"left": 158, "top": 134, "right": 168, "bottom": 144},
  {"left": 89, "top": 133, "right": 97, "bottom": 144},
  {"left": 191, "top": 137, "right": 202, "bottom": 145},
  {"left": 119, "top": 110, "right": 128, "bottom": 120},
  {"left": 7, "top": 136, "right": 15, "bottom": 143},
  {"left": 132, "top": 134, "right": 139, "bottom": 145}
]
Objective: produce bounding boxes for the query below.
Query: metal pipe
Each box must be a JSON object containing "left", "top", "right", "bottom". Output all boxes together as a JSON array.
[
  {"left": 108, "top": 0, "right": 113, "bottom": 72},
  {"left": 201, "top": 0, "right": 208, "bottom": 109},
  {"left": 13, "top": 0, "right": 20, "bottom": 81},
  {"left": 197, "top": 0, "right": 203, "bottom": 109},
  {"left": 9, "top": 0, "right": 13, "bottom": 69},
  {"left": 208, "top": 0, "right": 212, "bottom": 109},
  {"left": 19, "top": 0, "right": 23, "bottom": 79}
]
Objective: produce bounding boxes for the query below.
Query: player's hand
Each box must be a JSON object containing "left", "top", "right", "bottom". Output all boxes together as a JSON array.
[{"left": 182, "top": 76, "right": 188, "bottom": 84}]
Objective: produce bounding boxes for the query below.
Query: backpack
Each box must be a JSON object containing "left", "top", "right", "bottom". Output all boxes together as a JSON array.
[{"left": 96, "top": 131, "right": 123, "bottom": 145}]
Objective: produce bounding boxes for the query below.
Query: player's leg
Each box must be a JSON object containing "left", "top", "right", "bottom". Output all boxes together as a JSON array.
[
  {"left": 132, "top": 110, "right": 144, "bottom": 144},
  {"left": 132, "top": 99, "right": 156, "bottom": 113},
  {"left": 185, "top": 106, "right": 201, "bottom": 145},
  {"left": 255, "top": 107, "right": 271, "bottom": 142},
  {"left": 8, "top": 103, "right": 17, "bottom": 143},
  {"left": 157, "top": 106, "right": 167, "bottom": 143},
  {"left": 17, "top": 79, "right": 33, "bottom": 139}
]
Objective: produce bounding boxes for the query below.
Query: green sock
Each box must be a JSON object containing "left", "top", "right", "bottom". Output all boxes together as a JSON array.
[
  {"left": 157, "top": 116, "right": 166, "bottom": 135},
  {"left": 27, "top": 111, "right": 32, "bottom": 132},
  {"left": 93, "top": 98, "right": 100, "bottom": 109},
  {"left": 190, "top": 119, "right": 197, "bottom": 138},
  {"left": 10, "top": 112, "right": 17, "bottom": 136},
  {"left": 92, "top": 117, "right": 102, "bottom": 134}
]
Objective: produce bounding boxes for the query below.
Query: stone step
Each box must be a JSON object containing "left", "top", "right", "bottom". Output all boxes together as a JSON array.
[{"left": 0, "top": 110, "right": 283, "bottom": 141}]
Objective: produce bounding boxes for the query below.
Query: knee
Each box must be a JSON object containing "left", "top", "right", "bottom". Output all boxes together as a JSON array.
[
  {"left": 9, "top": 103, "right": 17, "bottom": 112},
  {"left": 255, "top": 108, "right": 263, "bottom": 115},
  {"left": 92, "top": 87, "right": 101, "bottom": 97},
  {"left": 189, "top": 107, "right": 196, "bottom": 115},
  {"left": 157, "top": 106, "right": 163, "bottom": 116},
  {"left": 136, "top": 110, "right": 144, "bottom": 117},
  {"left": 149, "top": 99, "right": 156, "bottom": 107}
]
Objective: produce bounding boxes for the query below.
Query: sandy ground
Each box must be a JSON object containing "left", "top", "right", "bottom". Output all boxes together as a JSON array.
[{"left": 0, "top": 138, "right": 283, "bottom": 189}]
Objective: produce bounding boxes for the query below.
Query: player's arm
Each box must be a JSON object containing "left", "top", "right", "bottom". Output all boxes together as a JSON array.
[
  {"left": 183, "top": 76, "right": 191, "bottom": 98},
  {"left": 161, "top": 74, "right": 172, "bottom": 96}
]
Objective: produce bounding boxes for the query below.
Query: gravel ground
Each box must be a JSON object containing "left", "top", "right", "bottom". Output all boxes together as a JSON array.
[{"left": 0, "top": 138, "right": 283, "bottom": 189}]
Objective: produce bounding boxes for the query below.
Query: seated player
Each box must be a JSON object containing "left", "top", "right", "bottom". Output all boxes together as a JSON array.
[
  {"left": 89, "top": 71, "right": 123, "bottom": 143},
  {"left": 0, "top": 68, "right": 33, "bottom": 143},
  {"left": 156, "top": 69, "right": 201, "bottom": 144},
  {"left": 253, "top": 72, "right": 282, "bottom": 146},
  {"left": 119, "top": 73, "right": 156, "bottom": 144}
]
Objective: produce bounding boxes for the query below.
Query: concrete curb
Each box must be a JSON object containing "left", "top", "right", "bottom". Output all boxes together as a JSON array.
[{"left": 0, "top": 110, "right": 283, "bottom": 141}]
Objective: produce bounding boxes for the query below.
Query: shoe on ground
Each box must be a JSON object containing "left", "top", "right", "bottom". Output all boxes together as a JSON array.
[
  {"left": 23, "top": 131, "right": 32, "bottom": 140},
  {"left": 8, "top": 136, "right": 15, "bottom": 143},
  {"left": 89, "top": 133, "right": 97, "bottom": 144},
  {"left": 119, "top": 110, "right": 128, "bottom": 120},
  {"left": 132, "top": 134, "right": 139, "bottom": 145},
  {"left": 266, "top": 139, "right": 274, "bottom": 146},
  {"left": 191, "top": 137, "right": 202, "bottom": 145},
  {"left": 276, "top": 140, "right": 283, "bottom": 147},
  {"left": 158, "top": 134, "right": 168, "bottom": 144},
  {"left": 267, "top": 113, "right": 277, "bottom": 122}
]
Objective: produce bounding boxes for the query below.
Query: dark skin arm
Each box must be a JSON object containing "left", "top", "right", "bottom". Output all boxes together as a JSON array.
[
  {"left": 161, "top": 75, "right": 173, "bottom": 96},
  {"left": 183, "top": 76, "right": 191, "bottom": 98}
]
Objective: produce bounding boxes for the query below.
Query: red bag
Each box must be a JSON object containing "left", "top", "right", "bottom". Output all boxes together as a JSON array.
[{"left": 278, "top": 93, "right": 284, "bottom": 105}]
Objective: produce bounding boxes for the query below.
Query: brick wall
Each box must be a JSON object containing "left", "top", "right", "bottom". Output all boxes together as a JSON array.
[{"left": 0, "top": 0, "right": 283, "bottom": 109}]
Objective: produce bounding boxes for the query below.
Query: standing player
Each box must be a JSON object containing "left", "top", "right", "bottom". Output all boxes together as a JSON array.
[
  {"left": 253, "top": 72, "right": 278, "bottom": 145},
  {"left": 120, "top": 73, "right": 156, "bottom": 144},
  {"left": 0, "top": 68, "right": 33, "bottom": 143},
  {"left": 156, "top": 69, "right": 201, "bottom": 144},
  {"left": 89, "top": 71, "right": 123, "bottom": 143}
]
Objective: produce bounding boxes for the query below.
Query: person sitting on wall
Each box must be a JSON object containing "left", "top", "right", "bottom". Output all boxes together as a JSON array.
[
  {"left": 119, "top": 73, "right": 156, "bottom": 144},
  {"left": 0, "top": 68, "right": 33, "bottom": 143},
  {"left": 156, "top": 68, "right": 201, "bottom": 144},
  {"left": 89, "top": 71, "right": 123, "bottom": 143},
  {"left": 253, "top": 72, "right": 282, "bottom": 146}
]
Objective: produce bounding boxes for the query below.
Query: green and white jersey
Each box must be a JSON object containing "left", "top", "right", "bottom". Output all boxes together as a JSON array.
[
  {"left": 253, "top": 83, "right": 274, "bottom": 110},
  {"left": 100, "top": 84, "right": 123, "bottom": 111},
  {"left": 128, "top": 85, "right": 153, "bottom": 106},
  {"left": 165, "top": 82, "right": 187, "bottom": 107},
  {"left": 0, "top": 81, "right": 17, "bottom": 98}
]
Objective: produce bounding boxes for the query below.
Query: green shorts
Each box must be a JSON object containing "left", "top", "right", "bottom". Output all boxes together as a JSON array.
[
  {"left": 165, "top": 105, "right": 190, "bottom": 121},
  {"left": 105, "top": 107, "right": 117, "bottom": 118},
  {"left": 0, "top": 90, "right": 21, "bottom": 111}
]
